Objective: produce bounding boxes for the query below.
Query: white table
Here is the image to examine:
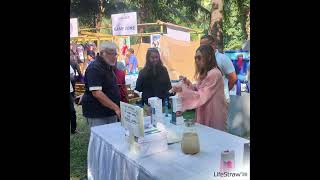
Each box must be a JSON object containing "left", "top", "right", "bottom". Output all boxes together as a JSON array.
[
  {"left": 88, "top": 120, "right": 250, "bottom": 180},
  {"left": 227, "top": 93, "right": 250, "bottom": 137}
]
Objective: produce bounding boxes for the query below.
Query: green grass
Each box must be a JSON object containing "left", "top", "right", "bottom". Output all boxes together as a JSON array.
[{"left": 70, "top": 105, "right": 90, "bottom": 180}]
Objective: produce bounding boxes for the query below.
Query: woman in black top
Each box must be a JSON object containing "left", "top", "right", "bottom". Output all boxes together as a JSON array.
[{"left": 135, "top": 48, "right": 172, "bottom": 105}]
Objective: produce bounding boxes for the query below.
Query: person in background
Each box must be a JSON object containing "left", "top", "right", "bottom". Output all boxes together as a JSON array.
[
  {"left": 94, "top": 53, "right": 99, "bottom": 61},
  {"left": 113, "top": 62, "right": 128, "bottom": 104},
  {"left": 87, "top": 45, "right": 95, "bottom": 58},
  {"left": 126, "top": 48, "right": 138, "bottom": 74},
  {"left": 135, "top": 48, "right": 171, "bottom": 105},
  {"left": 200, "top": 35, "right": 237, "bottom": 106},
  {"left": 81, "top": 41, "right": 121, "bottom": 128},
  {"left": 70, "top": 52, "right": 82, "bottom": 97},
  {"left": 87, "top": 53, "right": 95, "bottom": 67},
  {"left": 121, "top": 39, "right": 128, "bottom": 60},
  {"left": 75, "top": 45, "right": 86, "bottom": 76},
  {"left": 82, "top": 53, "right": 95, "bottom": 75},
  {"left": 70, "top": 65, "right": 79, "bottom": 134},
  {"left": 171, "top": 45, "right": 227, "bottom": 131},
  {"left": 70, "top": 51, "right": 83, "bottom": 85},
  {"left": 116, "top": 60, "right": 126, "bottom": 71}
]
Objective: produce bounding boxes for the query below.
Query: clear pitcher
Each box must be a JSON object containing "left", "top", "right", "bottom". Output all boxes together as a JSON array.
[{"left": 181, "top": 119, "right": 200, "bottom": 154}]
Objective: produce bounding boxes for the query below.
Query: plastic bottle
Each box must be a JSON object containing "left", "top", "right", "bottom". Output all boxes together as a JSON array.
[{"left": 164, "top": 98, "right": 168, "bottom": 117}]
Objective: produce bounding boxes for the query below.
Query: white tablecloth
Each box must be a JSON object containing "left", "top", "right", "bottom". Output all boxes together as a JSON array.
[{"left": 88, "top": 120, "right": 250, "bottom": 180}]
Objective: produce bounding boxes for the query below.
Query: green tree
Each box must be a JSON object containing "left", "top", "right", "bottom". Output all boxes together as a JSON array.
[
  {"left": 70, "top": 0, "right": 133, "bottom": 31},
  {"left": 70, "top": 0, "right": 98, "bottom": 28},
  {"left": 209, "top": 0, "right": 224, "bottom": 51},
  {"left": 236, "top": 0, "right": 250, "bottom": 40},
  {"left": 127, "top": 0, "right": 210, "bottom": 28},
  {"left": 70, "top": 0, "right": 250, "bottom": 50},
  {"left": 223, "top": 0, "right": 250, "bottom": 49}
]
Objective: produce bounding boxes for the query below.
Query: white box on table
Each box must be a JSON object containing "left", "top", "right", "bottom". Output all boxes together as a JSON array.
[
  {"left": 162, "top": 114, "right": 184, "bottom": 144},
  {"left": 133, "top": 129, "right": 168, "bottom": 157}
]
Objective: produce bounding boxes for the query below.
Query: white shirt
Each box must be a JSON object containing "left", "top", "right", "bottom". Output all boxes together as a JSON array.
[{"left": 215, "top": 50, "right": 236, "bottom": 104}]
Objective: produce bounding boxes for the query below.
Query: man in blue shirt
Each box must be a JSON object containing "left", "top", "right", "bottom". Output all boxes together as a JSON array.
[{"left": 126, "top": 48, "right": 138, "bottom": 74}]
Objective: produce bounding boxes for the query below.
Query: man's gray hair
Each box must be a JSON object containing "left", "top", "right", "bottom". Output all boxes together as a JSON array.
[{"left": 100, "top": 41, "right": 117, "bottom": 52}]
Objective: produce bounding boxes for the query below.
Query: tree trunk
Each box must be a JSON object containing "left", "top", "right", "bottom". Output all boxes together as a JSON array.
[
  {"left": 93, "top": 11, "right": 97, "bottom": 29},
  {"left": 96, "top": 0, "right": 105, "bottom": 32},
  {"left": 209, "top": 0, "right": 224, "bottom": 52},
  {"left": 137, "top": 0, "right": 149, "bottom": 24},
  {"left": 236, "top": 0, "right": 249, "bottom": 41},
  {"left": 246, "top": 11, "right": 250, "bottom": 40}
]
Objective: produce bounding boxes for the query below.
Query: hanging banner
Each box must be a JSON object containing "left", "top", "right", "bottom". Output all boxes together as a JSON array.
[
  {"left": 70, "top": 18, "right": 79, "bottom": 38},
  {"left": 165, "top": 27, "right": 190, "bottom": 42},
  {"left": 111, "top": 12, "right": 138, "bottom": 36}
]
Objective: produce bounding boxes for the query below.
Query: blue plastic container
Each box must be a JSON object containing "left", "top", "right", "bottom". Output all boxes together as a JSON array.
[
  {"left": 224, "top": 50, "right": 250, "bottom": 60},
  {"left": 224, "top": 50, "right": 250, "bottom": 80}
]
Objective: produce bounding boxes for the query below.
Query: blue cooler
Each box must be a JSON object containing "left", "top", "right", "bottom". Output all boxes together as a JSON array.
[
  {"left": 224, "top": 50, "right": 250, "bottom": 81},
  {"left": 224, "top": 50, "right": 250, "bottom": 95}
]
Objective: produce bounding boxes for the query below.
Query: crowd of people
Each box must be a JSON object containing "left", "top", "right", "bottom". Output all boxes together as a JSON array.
[{"left": 70, "top": 34, "right": 237, "bottom": 134}]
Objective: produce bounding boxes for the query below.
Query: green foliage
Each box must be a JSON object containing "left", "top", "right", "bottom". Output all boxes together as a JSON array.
[
  {"left": 125, "top": 0, "right": 207, "bottom": 24},
  {"left": 70, "top": 106, "right": 90, "bottom": 180},
  {"left": 223, "top": 0, "right": 249, "bottom": 50},
  {"left": 224, "top": 38, "right": 243, "bottom": 50},
  {"left": 70, "top": 0, "right": 250, "bottom": 49},
  {"left": 70, "top": 0, "right": 98, "bottom": 28}
]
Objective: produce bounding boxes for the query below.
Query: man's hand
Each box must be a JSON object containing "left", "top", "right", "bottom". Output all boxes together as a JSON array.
[
  {"left": 114, "top": 105, "right": 121, "bottom": 120},
  {"left": 92, "top": 90, "right": 121, "bottom": 119}
]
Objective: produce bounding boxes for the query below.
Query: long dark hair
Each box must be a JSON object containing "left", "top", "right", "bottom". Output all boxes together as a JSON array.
[
  {"left": 194, "top": 45, "right": 221, "bottom": 80},
  {"left": 143, "top": 48, "right": 164, "bottom": 75}
]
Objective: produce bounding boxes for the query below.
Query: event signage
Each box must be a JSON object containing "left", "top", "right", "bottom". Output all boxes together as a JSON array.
[
  {"left": 70, "top": 18, "right": 79, "bottom": 37},
  {"left": 112, "top": 12, "right": 138, "bottom": 36},
  {"left": 120, "top": 102, "right": 144, "bottom": 137}
]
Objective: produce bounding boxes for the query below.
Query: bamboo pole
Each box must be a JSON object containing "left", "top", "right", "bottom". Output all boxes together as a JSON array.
[
  {"left": 160, "top": 24, "right": 163, "bottom": 34},
  {"left": 97, "top": 38, "right": 100, "bottom": 51}
]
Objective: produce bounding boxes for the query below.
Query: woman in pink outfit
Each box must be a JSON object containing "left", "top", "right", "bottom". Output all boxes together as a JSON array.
[{"left": 172, "top": 45, "right": 227, "bottom": 131}]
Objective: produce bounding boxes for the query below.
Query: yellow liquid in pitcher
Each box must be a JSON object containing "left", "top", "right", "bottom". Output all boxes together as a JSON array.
[{"left": 181, "top": 132, "right": 200, "bottom": 154}]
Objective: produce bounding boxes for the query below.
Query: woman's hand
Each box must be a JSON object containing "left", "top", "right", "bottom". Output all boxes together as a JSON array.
[
  {"left": 75, "top": 94, "right": 83, "bottom": 105},
  {"left": 179, "top": 76, "right": 191, "bottom": 87},
  {"left": 171, "top": 86, "right": 182, "bottom": 93},
  {"left": 183, "top": 79, "right": 192, "bottom": 87}
]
